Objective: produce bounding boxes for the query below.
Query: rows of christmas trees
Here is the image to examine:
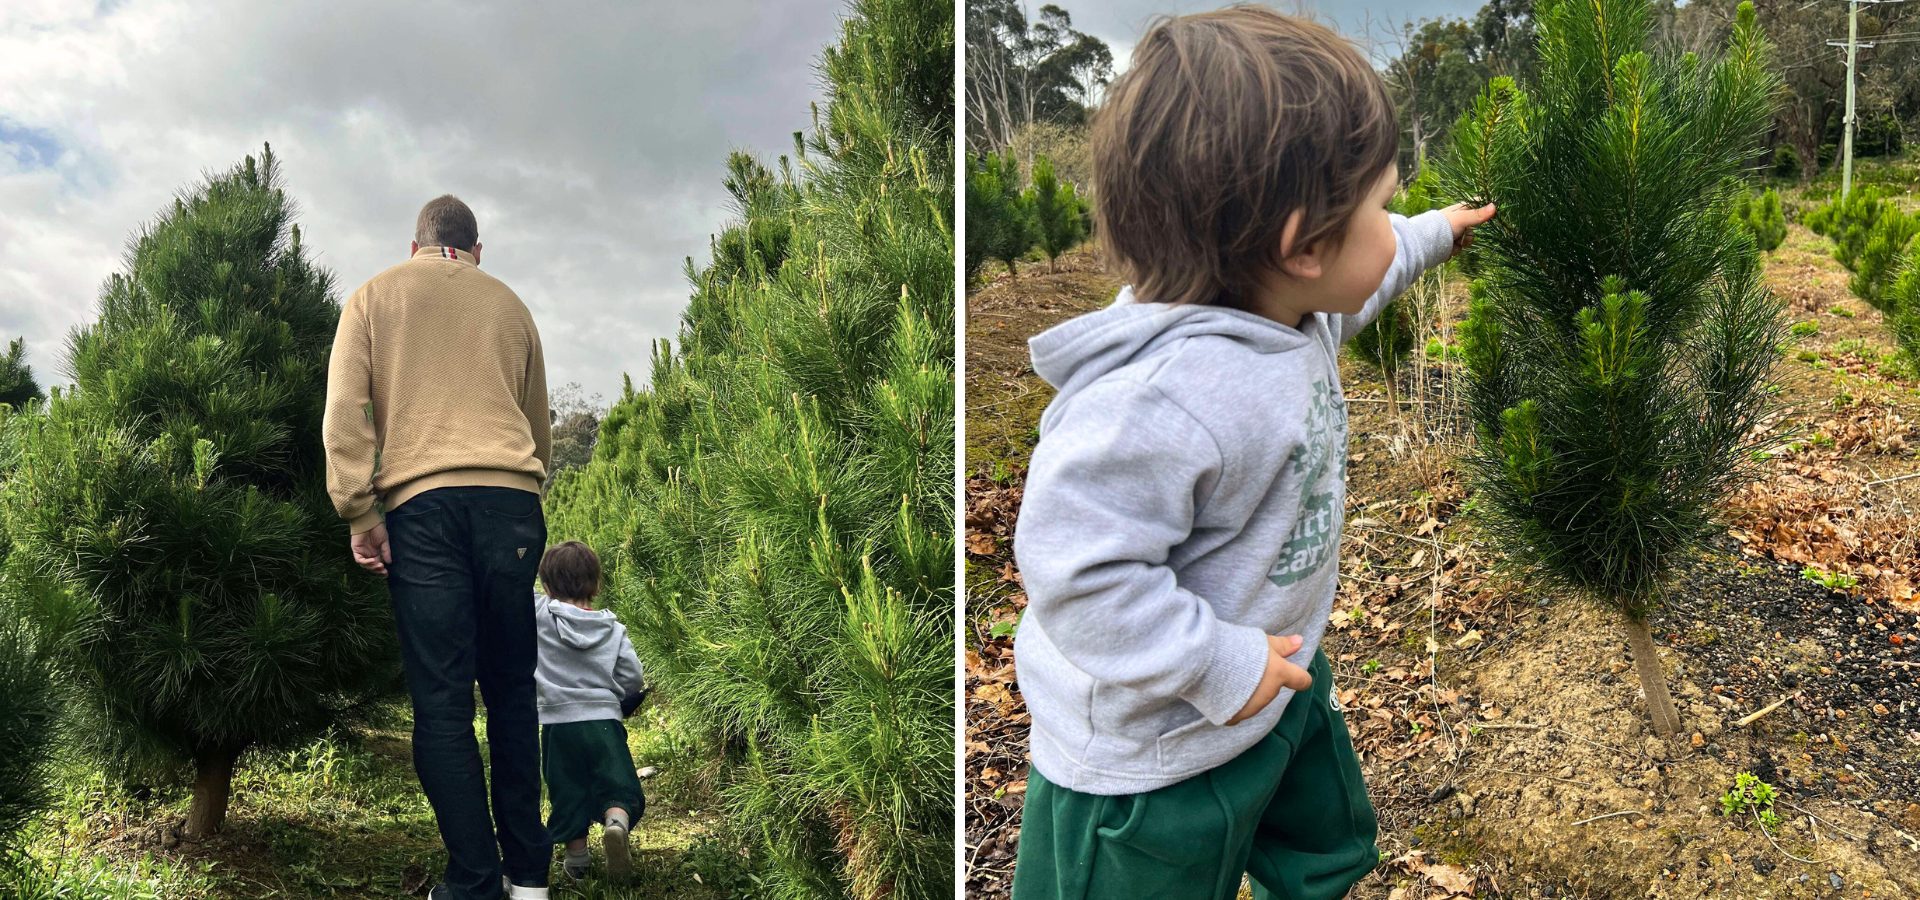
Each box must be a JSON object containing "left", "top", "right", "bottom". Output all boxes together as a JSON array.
[
  {"left": 540, "top": 0, "right": 956, "bottom": 895},
  {"left": 0, "top": 1, "right": 955, "bottom": 895},
  {"left": 965, "top": 150, "right": 1091, "bottom": 280},
  {"left": 1803, "top": 187, "right": 1920, "bottom": 362}
]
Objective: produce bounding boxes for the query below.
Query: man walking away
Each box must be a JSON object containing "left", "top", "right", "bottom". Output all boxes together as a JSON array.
[{"left": 323, "top": 195, "right": 553, "bottom": 900}]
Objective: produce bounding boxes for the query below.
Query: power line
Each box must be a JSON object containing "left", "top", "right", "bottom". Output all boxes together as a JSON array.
[{"left": 1827, "top": 0, "right": 1911, "bottom": 198}]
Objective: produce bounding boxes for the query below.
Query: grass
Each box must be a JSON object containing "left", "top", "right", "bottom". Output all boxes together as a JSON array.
[
  {"left": 1788, "top": 149, "right": 1920, "bottom": 207},
  {"left": 9, "top": 702, "right": 742, "bottom": 899}
]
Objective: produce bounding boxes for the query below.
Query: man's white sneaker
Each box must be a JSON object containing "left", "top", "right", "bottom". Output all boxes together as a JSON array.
[{"left": 503, "top": 876, "right": 549, "bottom": 899}]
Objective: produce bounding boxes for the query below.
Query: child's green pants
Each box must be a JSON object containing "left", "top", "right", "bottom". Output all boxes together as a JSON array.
[{"left": 1010, "top": 651, "right": 1378, "bottom": 900}]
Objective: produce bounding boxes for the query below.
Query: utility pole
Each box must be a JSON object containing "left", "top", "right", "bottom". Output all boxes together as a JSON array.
[{"left": 1827, "top": 0, "right": 1908, "bottom": 199}]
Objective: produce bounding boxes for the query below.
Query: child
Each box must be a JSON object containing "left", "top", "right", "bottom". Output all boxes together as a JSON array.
[
  {"left": 533, "top": 541, "right": 647, "bottom": 882},
  {"left": 1008, "top": 8, "right": 1493, "bottom": 900}
]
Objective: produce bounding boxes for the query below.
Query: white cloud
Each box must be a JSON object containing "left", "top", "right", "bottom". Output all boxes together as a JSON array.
[{"left": 0, "top": 0, "right": 850, "bottom": 402}]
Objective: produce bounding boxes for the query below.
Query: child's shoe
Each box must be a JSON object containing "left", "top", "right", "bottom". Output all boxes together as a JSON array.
[
  {"left": 563, "top": 847, "right": 592, "bottom": 882},
  {"left": 603, "top": 810, "right": 632, "bottom": 878}
]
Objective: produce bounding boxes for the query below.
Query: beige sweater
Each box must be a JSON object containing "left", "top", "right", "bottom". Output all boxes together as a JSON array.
[{"left": 323, "top": 245, "right": 551, "bottom": 534}]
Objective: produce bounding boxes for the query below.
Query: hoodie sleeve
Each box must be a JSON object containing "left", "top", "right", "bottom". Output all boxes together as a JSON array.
[
  {"left": 1333, "top": 210, "right": 1455, "bottom": 343},
  {"left": 1014, "top": 378, "right": 1273, "bottom": 726},
  {"left": 613, "top": 628, "right": 644, "bottom": 695}
]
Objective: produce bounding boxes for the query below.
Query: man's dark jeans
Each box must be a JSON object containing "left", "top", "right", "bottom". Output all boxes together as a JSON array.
[{"left": 386, "top": 486, "right": 549, "bottom": 899}]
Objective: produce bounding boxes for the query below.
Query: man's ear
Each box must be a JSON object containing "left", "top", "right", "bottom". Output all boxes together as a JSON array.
[
  {"left": 472, "top": 242, "right": 482, "bottom": 264},
  {"left": 1276, "top": 209, "right": 1323, "bottom": 280},
  {"left": 409, "top": 240, "right": 419, "bottom": 256}
]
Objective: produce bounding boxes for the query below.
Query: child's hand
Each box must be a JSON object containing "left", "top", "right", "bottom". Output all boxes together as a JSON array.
[
  {"left": 1225, "top": 634, "right": 1312, "bottom": 725},
  {"left": 1440, "top": 202, "right": 1497, "bottom": 259}
]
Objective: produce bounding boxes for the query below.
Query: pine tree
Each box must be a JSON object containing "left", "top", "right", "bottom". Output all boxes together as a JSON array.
[
  {"left": 0, "top": 339, "right": 41, "bottom": 410},
  {"left": 0, "top": 620, "right": 56, "bottom": 854},
  {"left": 0, "top": 146, "right": 399, "bottom": 836},
  {"left": 1731, "top": 187, "right": 1785, "bottom": 253},
  {"left": 1889, "top": 252, "right": 1920, "bottom": 364},
  {"left": 1025, "top": 155, "right": 1087, "bottom": 272},
  {"left": 1437, "top": 0, "right": 1782, "bottom": 738},
  {"left": 1805, "top": 187, "right": 1917, "bottom": 308},
  {"left": 966, "top": 150, "right": 1035, "bottom": 281},
  {"left": 545, "top": 0, "right": 953, "bottom": 896},
  {"left": 1849, "top": 211, "right": 1919, "bottom": 310}
]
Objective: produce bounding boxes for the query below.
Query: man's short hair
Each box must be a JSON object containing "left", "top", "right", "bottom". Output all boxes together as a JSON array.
[
  {"left": 415, "top": 194, "right": 479, "bottom": 251},
  {"left": 1091, "top": 6, "right": 1399, "bottom": 309},
  {"left": 539, "top": 540, "right": 602, "bottom": 602}
]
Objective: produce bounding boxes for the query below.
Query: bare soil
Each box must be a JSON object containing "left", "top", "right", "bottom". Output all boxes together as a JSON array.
[{"left": 964, "top": 220, "right": 1920, "bottom": 899}]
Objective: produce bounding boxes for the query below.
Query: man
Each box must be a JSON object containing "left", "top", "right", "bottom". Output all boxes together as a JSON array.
[{"left": 323, "top": 195, "right": 552, "bottom": 900}]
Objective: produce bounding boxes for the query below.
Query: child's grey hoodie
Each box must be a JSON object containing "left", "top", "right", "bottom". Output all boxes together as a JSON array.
[
  {"left": 1013, "top": 210, "right": 1454, "bottom": 795},
  {"left": 534, "top": 592, "right": 645, "bottom": 725}
]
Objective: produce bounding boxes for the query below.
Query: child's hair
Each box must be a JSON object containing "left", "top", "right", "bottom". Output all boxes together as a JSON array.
[
  {"left": 539, "top": 540, "right": 602, "bottom": 602},
  {"left": 1091, "top": 6, "right": 1399, "bottom": 310}
]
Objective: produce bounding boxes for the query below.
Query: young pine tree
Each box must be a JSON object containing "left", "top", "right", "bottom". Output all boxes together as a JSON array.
[
  {"left": 1437, "top": 0, "right": 1783, "bottom": 738},
  {"left": 0, "top": 147, "right": 398, "bottom": 836},
  {"left": 0, "top": 339, "right": 42, "bottom": 410},
  {"left": 1889, "top": 252, "right": 1920, "bottom": 364},
  {"left": 1850, "top": 212, "right": 1919, "bottom": 310},
  {"left": 0, "top": 621, "right": 56, "bottom": 855},
  {"left": 1025, "top": 155, "right": 1087, "bottom": 272},
  {"left": 1731, "top": 187, "right": 1785, "bottom": 253},
  {"left": 545, "top": 0, "right": 953, "bottom": 895},
  {"left": 966, "top": 150, "right": 1035, "bottom": 281}
]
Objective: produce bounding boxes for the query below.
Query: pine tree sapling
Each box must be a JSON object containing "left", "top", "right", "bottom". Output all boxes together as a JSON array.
[
  {"left": 1025, "top": 155, "right": 1087, "bottom": 271},
  {"left": 1438, "top": 0, "right": 1783, "bottom": 738},
  {"left": 1849, "top": 213, "right": 1919, "bottom": 310},
  {"left": 1806, "top": 187, "right": 1917, "bottom": 305},
  {"left": 0, "top": 147, "right": 398, "bottom": 836},
  {"left": 1732, "top": 187, "right": 1785, "bottom": 253},
  {"left": 967, "top": 150, "right": 1035, "bottom": 280},
  {"left": 0, "top": 339, "right": 41, "bottom": 410},
  {"left": 0, "top": 622, "right": 57, "bottom": 852},
  {"left": 1890, "top": 251, "right": 1920, "bottom": 364}
]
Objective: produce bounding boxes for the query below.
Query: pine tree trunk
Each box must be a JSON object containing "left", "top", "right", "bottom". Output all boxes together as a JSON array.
[
  {"left": 184, "top": 746, "right": 241, "bottom": 838},
  {"left": 1622, "top": 615, "right": 1682, "bottom": 739}
]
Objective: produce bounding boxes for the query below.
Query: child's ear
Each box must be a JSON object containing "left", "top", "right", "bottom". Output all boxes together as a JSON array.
[{"left": 1276, "top": 210, "right": 1324, "bottom": 280}]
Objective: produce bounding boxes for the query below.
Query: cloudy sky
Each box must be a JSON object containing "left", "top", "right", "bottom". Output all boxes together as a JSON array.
[{"left": 0, "top": 0, "right": 849, "bottom": 402}]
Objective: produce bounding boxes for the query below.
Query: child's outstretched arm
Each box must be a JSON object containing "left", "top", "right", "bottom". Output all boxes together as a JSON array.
[
  {"left": 1016, "top": 380, "right": 1309, "bottom": 727},
  {"left": 1334, "top": 203, "right": 1497, "bottom": 342}
]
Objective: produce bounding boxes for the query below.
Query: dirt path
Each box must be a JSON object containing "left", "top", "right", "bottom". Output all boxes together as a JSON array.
[{"left": 964, "top": 222, "right": 1920, "bottom": 898}]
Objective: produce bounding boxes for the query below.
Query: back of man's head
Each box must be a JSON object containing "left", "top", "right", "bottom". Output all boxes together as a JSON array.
[{"left": 415, "top": 195, "right": 478, "bottom": 251}]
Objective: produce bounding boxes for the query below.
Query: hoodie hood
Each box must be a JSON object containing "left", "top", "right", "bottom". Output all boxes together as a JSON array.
[
  {"left": 1028, "top": 288, "right": 1317, "bottom": 408},
  {"left": 542, "top": 596, "right": 620, "bottom": 651}
]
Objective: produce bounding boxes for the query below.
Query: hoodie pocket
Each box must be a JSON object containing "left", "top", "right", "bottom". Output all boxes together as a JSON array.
[
  {"left": 1154, "top": 712, "right": 1214, "bottom": 773},
  {"left": 1155, "top": 689, "right": 1288, "bottom": 775},
  {"left": 1012, "top": 616, "right": 1098, "bottom": 759}
]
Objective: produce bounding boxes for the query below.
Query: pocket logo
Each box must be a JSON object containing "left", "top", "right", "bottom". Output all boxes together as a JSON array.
[{"left": 516, "top": 548, "right": 527, "bottom": 559}]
